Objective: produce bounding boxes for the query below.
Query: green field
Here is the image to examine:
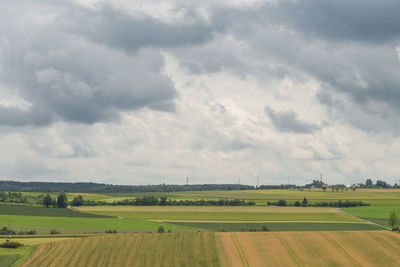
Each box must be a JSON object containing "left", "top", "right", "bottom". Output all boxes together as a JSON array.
[
  {"left": 0, "top": 254, "right": 20, "bottom": 267},
  {"left": 0, "top": 244, "right": 36, "bottom": 267},
  {"left": 78, "top": 206, "right": 360, "bottom": 222},
  {"left": 0, "top": 214, "right": 189, "bottom": 234},
  {"left": 170, "top": 222, "right": 385, "bottom": 232},
  {"left": 0, "top": 205, "right": 111, "bottom": 218},
  {"left": 344, "top": 206, "right": 400, "bottom": 227}
]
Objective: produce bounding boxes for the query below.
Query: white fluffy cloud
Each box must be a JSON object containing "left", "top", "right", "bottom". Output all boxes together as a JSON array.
[{"left": 1, "top": 0, "right": 400, "bottom": 185}]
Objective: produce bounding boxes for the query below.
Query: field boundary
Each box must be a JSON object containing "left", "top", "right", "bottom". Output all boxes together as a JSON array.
[
  {"left": 156, "top": 220, "right": 369, "bottom": 223},
  {"left": 339, "top": 208, "right": 391, "bottom": 230}
]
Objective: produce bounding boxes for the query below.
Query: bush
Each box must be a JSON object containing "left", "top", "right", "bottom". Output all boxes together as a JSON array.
[
  {"left": 71, "top": 195, "right": 84, "bottom": 207},
  {"left": 0, "top": 242, "right": 23, "bottom": 248},
  {"left": 105, "top": 229, "right": 118, "bottom": 233},
  {"left": 157, "top": 226, "right": 165, "bottom": 233},
  {"left": 0, "top": 227, "right": 16, "bottom": 235},
  {"left": 168, "top": 229, "right": 172, "bottom": 233},
  {"left": 25, "top": 230, "right": 37, "bottom": 235},
  {"left": 277, "top": 199, "right": 287, "bottom": 206},
  {"left": 50, "top": 229, "right": 60, "bottom": 235}
]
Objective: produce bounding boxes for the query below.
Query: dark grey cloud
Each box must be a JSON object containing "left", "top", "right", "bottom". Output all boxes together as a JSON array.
[
  {"left": 265, "top": 0, "right": 400, "bottom": 43},
  {"left": 66, "top": 6, "right": 216, "bottom": 53},
  {"left": 0, "top": 1, "right": 180, "bottom": 126},
  {"left": 265, "top": 106, "right": 320, "bottom": 134}
]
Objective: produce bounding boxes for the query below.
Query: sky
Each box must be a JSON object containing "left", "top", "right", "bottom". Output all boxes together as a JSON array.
[{"left": 1, "top": 0, "right": 400, "bottom": 186}]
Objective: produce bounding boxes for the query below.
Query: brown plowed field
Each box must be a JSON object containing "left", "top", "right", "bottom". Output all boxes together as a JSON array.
[{"left": 216, "top": 231, "right": 400, "bottom": 267}]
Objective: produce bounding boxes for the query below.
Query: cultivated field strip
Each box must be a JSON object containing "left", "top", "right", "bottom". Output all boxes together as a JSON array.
[
  {"left": 20, "top": 232, "right": 220, "bottom": 267},
  {"left": 78, "top": 206, "right": 360, "bottom": 222},
  {"left": 216, "top": 231, "right": 400, "bottom": 267}
]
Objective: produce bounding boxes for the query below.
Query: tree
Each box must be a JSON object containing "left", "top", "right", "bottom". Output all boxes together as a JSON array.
[
  {"left": 294, "top": 201, "right": 301, "bottom": 207},
  {"left": 277, "top": 199, "right": 287, "bottom": 206},
  {"left": 302, "top": 197, "right": 308, "bottom": 206},
  {"left": 376, "top": 180, "right": 390, "bottom": 188},
  {"left": 43, "top": 194, "right": 53, "bottom": 208},
  {"left": 366, "top": 179, "right": 373, "bottom": 187},
  {"left": 157, "top": 226, "right": 165, "bottom": 233},
  {"left": 388, "top": 211, "right": 399, "bottom": 230},
  {"left": 71, "top": 195, "right": 83, "bottom": 206},
  {"left": 57, "top": 192, "right": 68, "bottom": 208}
]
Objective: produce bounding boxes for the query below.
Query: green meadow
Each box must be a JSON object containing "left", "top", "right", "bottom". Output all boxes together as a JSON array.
[
  {"left": 344, "top": 206, "right": 400, "bottom": 226},
  {"left": 0, "top": 214, "right": 188, "bottom": 234}
]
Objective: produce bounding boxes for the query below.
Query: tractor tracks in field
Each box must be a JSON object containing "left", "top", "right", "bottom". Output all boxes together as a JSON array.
[
  {"left": 230, "top": 232, "right": 249, "bottom": 267},
  {"left": 273, "top": 233, "right": 304, "bottom": 267}
]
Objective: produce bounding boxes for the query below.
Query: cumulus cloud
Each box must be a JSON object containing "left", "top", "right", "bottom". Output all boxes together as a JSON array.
[
  {"left": 1, "top": 0, "right": 400, "bottom": 185},
  {"left": 0, "top": 1, "right": 178, "bottom": 126}
]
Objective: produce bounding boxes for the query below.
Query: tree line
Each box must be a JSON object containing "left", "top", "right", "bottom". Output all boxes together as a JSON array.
[
  {"left": 0, "top": 181, "right": 254, "bottom": 193},
  {"left": 267, "top": 197, "right": 370, "bottom": 207},
  {"left": 82, "top": 196, "right": 256, "bottom": 206}
]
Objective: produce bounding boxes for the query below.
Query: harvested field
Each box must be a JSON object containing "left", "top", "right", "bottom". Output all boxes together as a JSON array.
[
  {"left": 171, "top": 221, "right": 384, "bottom": 232},
  {"left": 21, "top": 232, "right": 220, "bottom": 267},
  {"left": 217, "top": 231, "right": 400, "bottom": 266}
]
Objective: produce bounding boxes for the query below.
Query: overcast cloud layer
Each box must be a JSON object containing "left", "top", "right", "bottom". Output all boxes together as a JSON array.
[{"left": 1, "top": 0, "right": 400, "bottom": 185}]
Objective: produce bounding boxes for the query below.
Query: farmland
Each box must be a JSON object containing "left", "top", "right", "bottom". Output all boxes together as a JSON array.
[
  {"left": 217, "top": 231, "right": 400, "bottom": 267},
  {"left": 1, "top": 189, "right": 400, "bottom": 266},
  {"left": 10, "top": 231, "right": 400, "bottom": 267},
  {"left": 0, "top": 204, "right": 111, "bottom": 218},
  {"left": 0, "top": 236, "right": 80, "bottom": 267},
  {"left": 9, "top": 188, "right": 400, "bottom": 206},
  {"left": 170, "top": 222, "right": 384, "bottom": 232},
  {"left": 0, "top": 214, "right": 188, "bottom": 234},
  {"left": 86, "top": 188, "right": 400, "bottom": 206},
  {"left": 20, "top": 232, "right": 220, "bottom": 267},
  {"left": 344, "top": 206, "right": 400, "bottom": 226},
  {"left": 78, "top": 206, "right": 359, "bottom": 222}
]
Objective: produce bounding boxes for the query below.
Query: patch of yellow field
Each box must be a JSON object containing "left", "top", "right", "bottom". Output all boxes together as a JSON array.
[
  {"left": 77, "top": 205, "right": 339, "bottom": 213},
  {"left": 21, "top": 232, "right": 220, "bottom": 267},
  {"left": 217, "top": 231, "right": 400, "bottom": 267}
]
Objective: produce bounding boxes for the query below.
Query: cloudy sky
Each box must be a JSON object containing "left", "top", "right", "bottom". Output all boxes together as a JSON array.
[{"left": 1, "top": 0, "right": 400, "bottom": 186}]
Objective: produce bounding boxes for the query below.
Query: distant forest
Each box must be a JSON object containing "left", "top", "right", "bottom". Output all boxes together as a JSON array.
[
  {"left": 0, "top": 178, "right": 397, "bottom": 193},
  {"left": 0, "top": 181, "right": 254, "bottom": 193}
]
